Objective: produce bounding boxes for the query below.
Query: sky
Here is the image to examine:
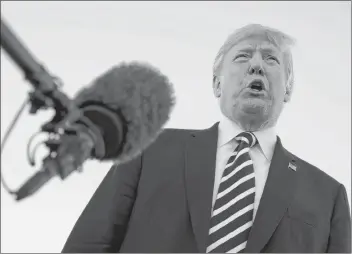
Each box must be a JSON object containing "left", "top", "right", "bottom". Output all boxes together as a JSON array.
[{"left": 1, "top": 1, "right": 351, "bottom": 253}]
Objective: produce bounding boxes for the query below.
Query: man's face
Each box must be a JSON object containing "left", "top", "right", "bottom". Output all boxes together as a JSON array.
[{"left": 214, "top": 35, "right": 289, "bottom": 131}]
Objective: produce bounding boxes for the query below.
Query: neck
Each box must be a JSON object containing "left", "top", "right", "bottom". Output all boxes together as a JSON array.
[{"left": 233, "top": 117, "right": 276, "bottom": 132}]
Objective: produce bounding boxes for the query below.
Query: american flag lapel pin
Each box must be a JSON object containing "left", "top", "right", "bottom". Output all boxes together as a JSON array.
[{"left": 288, "top": 161, "right": 297, "bottom": 171}]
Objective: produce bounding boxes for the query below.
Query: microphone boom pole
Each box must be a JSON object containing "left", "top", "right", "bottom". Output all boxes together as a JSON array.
[
  {"left": 1, "top": 18, "right": 57, "bottom": 92},
  {"left": 0, "top": 17, "right": 91, "bottom": 201},
  {"left": 0, "top": 18, "right": 80, "bottom": 127}
]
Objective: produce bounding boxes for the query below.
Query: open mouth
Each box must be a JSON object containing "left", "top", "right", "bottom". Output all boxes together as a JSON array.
[{"left": 248, "top": 80, "right": 265, "bottom": 92}]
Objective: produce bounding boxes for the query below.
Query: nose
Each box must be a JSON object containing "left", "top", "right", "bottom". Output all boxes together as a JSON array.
[
  {"left": 248, "top": 65, "right": 264, "bottom": 76},
  {"left": 248, "top": 54, "right": 265, "bottom": 76}
]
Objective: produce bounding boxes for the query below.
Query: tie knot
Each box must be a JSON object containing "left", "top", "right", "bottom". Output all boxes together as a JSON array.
[{"left": 235, "top": 132, "right": 258, "bottom": 148}]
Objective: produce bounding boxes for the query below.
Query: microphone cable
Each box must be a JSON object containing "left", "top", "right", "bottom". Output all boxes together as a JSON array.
[{"left": 0, "top": 97, "right": 29, "bottom": 195}]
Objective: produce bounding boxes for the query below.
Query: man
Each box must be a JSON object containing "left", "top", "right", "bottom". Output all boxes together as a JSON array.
[{"left": 62, "top": 24, "right": 351, "bottom": 253}]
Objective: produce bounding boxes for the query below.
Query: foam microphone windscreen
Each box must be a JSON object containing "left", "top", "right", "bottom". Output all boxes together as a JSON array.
[{"left": 73, "top": 61, "right": 176, "bottom": 164}]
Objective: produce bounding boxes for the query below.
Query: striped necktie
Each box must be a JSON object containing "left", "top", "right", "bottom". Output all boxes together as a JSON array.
[{"left": 206, "top": 131, "right": 258, "bottom": 253}]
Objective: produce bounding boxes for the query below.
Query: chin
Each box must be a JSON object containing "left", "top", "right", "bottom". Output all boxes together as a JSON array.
[
  {"left": 240, "top": 102, "right": 269, "bottom": 115},
  {"left": 232, "top": 103, "right": 273, "bottom": 131}
]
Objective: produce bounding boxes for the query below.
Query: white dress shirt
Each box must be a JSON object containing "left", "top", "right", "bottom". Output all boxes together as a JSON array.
[{"left": 212, "top": 115, "right": 277, "bottom": 219}]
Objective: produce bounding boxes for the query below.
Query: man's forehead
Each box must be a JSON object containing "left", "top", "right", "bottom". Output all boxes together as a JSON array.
[
  {"left": 229, "top": 36, "right": 281, "bottom": 53},
  {"left": 232, "top": 41, "right": 280, "bottom": 52}
]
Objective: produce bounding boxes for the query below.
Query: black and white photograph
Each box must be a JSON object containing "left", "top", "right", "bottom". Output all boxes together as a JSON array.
[{"left": 1, "top": 1, "right": 351, "bottom": 253}]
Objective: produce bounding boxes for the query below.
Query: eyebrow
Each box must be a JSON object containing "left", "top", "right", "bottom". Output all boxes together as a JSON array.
[{"left": 235, "top": 45, "right": 280, "bottom": 55}]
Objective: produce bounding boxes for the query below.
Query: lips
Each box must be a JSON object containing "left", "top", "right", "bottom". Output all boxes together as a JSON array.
[{"left": 247, "top": 79, "right": 265, "bottom": 92}]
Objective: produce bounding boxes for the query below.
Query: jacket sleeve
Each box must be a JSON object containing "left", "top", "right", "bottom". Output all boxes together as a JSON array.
[
  {"left": 61, "top": 155, "right": 142, "bottom": 253},
  {"left": 327, "top": 184, "right": 351, "bottom": 253}
]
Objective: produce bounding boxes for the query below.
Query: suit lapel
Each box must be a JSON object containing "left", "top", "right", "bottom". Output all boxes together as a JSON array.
[
  {"left": 245, "top": 137, "right": 298, "bottom": 253},
  {"left": 185, "top": 122, "right": 219, "bottom": 252}
]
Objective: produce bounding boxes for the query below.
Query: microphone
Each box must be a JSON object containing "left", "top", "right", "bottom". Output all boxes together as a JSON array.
[
  {"left": 1, "top": 17, "right": 175, "bottom": 201},
  {"left": 14, "top": 62, "right": 176, "bottom": 201}
]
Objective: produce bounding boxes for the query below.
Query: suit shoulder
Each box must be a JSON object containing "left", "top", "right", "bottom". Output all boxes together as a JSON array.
[
  {"left": 287, "top": 150, "right": 341, "bottom": 189},
  {"left": 144, "top": 127, "right": 196, "bottom": 151},
  {"left": 156, "top": 127, "right": 199, "bottom": 141}
]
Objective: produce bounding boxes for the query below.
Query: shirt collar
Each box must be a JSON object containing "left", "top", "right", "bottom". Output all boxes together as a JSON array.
[{"left": 217, "top": 114, "right": 277, "bottom": 162}]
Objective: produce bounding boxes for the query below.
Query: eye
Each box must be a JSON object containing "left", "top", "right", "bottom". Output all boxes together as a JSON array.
[
  {"left": 266, "top": 55, "right": 280, "bottom": 64},
  {"left": 233, "top": 54, "right": 250, "bottom": 61}
]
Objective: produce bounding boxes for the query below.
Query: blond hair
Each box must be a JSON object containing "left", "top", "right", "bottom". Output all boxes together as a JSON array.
[{"left": 213, "top": 24, "right": 296, "bottom": 95}]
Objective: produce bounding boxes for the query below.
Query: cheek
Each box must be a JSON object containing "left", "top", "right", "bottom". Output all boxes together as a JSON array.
[
  {"left": 223, "top": 68, "right": 246, "bottom": 90},
  {"left": 267, "top": 70, "right": 286, "bottom": 93},
  {"left": 220, "top": 85, "right": 237, "bottom": 108},
  {"left": 221, "top": 82, "right": 241, "bottom": 99},
  {"left": 228, "top": 66, "right": 246, "bottom": 79}
]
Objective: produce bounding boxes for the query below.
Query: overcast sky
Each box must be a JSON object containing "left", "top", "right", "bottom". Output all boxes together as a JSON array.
[{"left": 1, "top": 1, "right": 351, "bottom": 253}]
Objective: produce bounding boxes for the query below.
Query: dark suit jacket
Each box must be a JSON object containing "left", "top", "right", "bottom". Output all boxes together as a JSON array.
[{"left": 62, "top": 122, "right": 351, "bottom": 253}]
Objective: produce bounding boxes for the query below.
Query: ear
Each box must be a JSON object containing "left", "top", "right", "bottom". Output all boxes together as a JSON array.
[
  {"left": 284, "top": 83, "right": 292, "bottom": 103},
  {"left": 284, "top": 71, "right": 294, "bottom": 103},
  {"left": 213, "top": 76, "right": 222, "bottom": 98}
]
